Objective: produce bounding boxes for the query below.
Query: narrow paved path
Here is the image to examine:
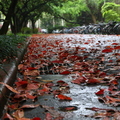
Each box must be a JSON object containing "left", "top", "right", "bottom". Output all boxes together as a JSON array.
[{"left": 3, "top": 34, "right": 120, "bottom": 120}]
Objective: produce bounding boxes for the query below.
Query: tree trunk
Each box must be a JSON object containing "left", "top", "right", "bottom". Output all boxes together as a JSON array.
[
  {"left": 22, "top": 20, "right": 28, "bottom": 28},
  {"left": 31, "top": 20, "right": 36, "bottom": 29},
  {"left": 0, "top": 0, "right": 18, "bottom": 35},
  {"left": 91, "top": 14, "right": 97, "bottom": 24},
  {"left": 10, "top": 16, "right": 17, "bottom": 34}
]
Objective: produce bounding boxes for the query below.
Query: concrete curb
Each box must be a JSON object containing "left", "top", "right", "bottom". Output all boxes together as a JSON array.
[{"left": 0, "top": 38, "right": 30, "bottom": 118}]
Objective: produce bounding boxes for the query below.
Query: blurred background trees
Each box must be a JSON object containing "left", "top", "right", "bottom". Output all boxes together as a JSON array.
[
  {"left": 101, "top": 2, "right": 120, "bottom": 22},
  {"left": 0, "top": 0, "right": 120, "bottom": 34}
]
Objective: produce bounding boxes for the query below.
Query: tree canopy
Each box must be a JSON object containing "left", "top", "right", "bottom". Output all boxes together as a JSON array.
[
  {"left": 101, "top": 2, "right": 120, "bottom": 22},
  {"left": 0, "top": 0, "right": 68, "bottom": 34},
  {"left": 0, "top": 0, "right": 120, "bottom": 34}
]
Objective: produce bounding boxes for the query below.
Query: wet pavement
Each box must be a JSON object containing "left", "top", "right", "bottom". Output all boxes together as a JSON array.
[
  {"left": 2, "top": 34, "right": 120, "bottom": 120},
  {"left": 23, "top": 75, "right": 110, "bottom": 120}
]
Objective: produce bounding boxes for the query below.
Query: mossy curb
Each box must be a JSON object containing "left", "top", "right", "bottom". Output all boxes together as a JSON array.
[{"left": 0, "top": 38, "right": 30, "bottom": 118}]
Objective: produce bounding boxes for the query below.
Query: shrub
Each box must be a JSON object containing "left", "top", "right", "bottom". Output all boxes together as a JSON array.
[
  {"left": 0, "top": 34, "right": 27, "bottom": 74},
  {"left": 0, "top": 35, "right": 26, "bottom": 61},
  {"left": 32, "top": 28, "right": 38, "bottom": 33},
  {"left": 48, "top": 26, "right": 65, "bottom": 33},
  {"left": 21, "top": 27, "right": 32, "bottom": 34}
]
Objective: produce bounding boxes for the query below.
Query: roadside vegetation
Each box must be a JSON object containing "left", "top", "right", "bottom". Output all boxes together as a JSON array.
[{"left": 0, "top": 34, "right": 29, "bottom": 74}]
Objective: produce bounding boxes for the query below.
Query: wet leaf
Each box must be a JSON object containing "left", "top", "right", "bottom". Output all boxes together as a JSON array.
[
  {"left": 102, "top": 117, "right": 111, "bottom": 120},
  {"left": 87, "top": 78, "right": 101, "bottom": 84},
  {"left": 12, "top": 109, "right": 24, "bottom": 119},
  {"left": 18, "top": 64, "right": 24, "bottom": 70},
  {"left": 56, "top": 94, "right": 72, "bottom": 101},
  {"left": 71, "top": 76, "right": 86, "bottom": 84},
  {"left": 106, "top": 95, "right": 120, "bottom": 102},
  {"left": 17, "top": 77, "right": 23, "bottom": 82},
  {"left": 44, "top": 113, "right": 52, "bottom": 120},
  {"left": 91, "top": 112, "right": 112, "bottom": 119},
  {"left": 98, "top": 96, "right": 120, "bottom": 106},
  {"left": 112, "top": 43, "right": 119, "bottom": 45},
  {"left": 59, "top": 106, "right": 78, "bottom": 111},
  {"left": 0, "top": 82, "right": 19, "bottom": 94},
  {"left": 27, "top": 67, "right": 36, "bottom": 70},
  {"left": 41, "top": 105, "right": 63, "bottom": 118},
  {"left": 60, "top": 70, "right": 71, "bottom": 75},
  {"left": 25, "top": 93, "right": 37, "bottom": 100},
  {"left": 32, "top": 117, "right": 41, "bottom": 120},
  {"left": 95, "top": 89, "right": 105, "bottom": 96},
  {"left": 109, "top": 79, "right": 118, "bottom": 85},
  {"left": 45, "top": 82, "right": 54, "bottom": 88},
  {"left": 37, "top": 85, "right": 50, "bottom": 95},
  {"left": 27, "top": 83, "right": 40, "bottom": 90},
  {"left": 41, "top": 80, "right": 53, "bottom": 83},
  {"left": 99, "top": 72, "right": 106, "bottom": 77},
  {"left": 57, "top": 80, "right": 68, "bottom": 87},
  {"left": 23, "top": 70, "right": 40, "bottom": 76},
  {"left": 86, "top": 107, "right": 115, "bottom": 112},
  {"left": 8, "top": 103, "right": 19, "bottom": 109},
  {"left": 102, "top": 49, "right": 113, "bottom": 53},
  {"left": 20, "top": 104, "right": 39, "bottom": 109},
  {"left": 114, "top": 46, "right": 120, "bottom": 50},
  {"left": 10, "top": 94, "right": 25, "bottom": 102},
  {"left": 36, "top": 76, "right": 42, "bottom": 80},
  {"left": 15, "top": 81, "right": 28, "bottom": 87},
  {"left": 113, "top": 111, "right": 120, "bottom": 119},
  {"left": 16, "top": 118, "right": 31, "bottom": 120},
  {"left": 109, "top": 60, "right": 113, "bottom": 63},
  {"left": 116, "top": 59, "right": 120, "bottom": 62},
  {"left": 52, "top": 60, "right": 63, "bottom": 64},
  {"left": 2, "top": 113, "right": 14, "bottom": 120},
  {"left": 53, "top": 90, "right": 61, "bottom": 95}
]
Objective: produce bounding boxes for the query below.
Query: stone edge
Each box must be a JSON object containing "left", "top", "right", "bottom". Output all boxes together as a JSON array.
[{"left": 0, "top": 38, "right": 30, "bottom": 118}]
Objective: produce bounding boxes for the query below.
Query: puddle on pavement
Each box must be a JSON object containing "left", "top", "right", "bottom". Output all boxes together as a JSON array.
[{"left": 23, "top": 74, "right": 115, "bottom": 120}]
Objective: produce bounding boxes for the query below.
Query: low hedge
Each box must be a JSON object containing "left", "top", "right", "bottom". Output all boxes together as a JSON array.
[{"left": 0, "top": 34, "right": 27, "bottom": 73}]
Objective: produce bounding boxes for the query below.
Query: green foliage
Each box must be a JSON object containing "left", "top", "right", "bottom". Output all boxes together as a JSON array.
[
  {"left": 32, "top": 28, "right": 38, "bottom": 33},
  {"left": 21, "top": 27, "right": 38, "bottom": 34},
  {"left": 0, "top": 35, "right": 26, "bottom": 61},
  {"left": 101, "top": 2, "right": 120, "bottom": 22},
  {"left": 1, "top": 0, "right": 118, "bottom": 33},
  {"left": 53, "top": 0, "right": 87, "bottom": 18},
  {"left": 21, "top": 27, "right": 32, "bottom": 34},
  {"left": 65, "top": 22, "right": 80, "bottom": 28},
  {"left": 10, "top": 33, "right": 31, "bottom": 37},
  {"left": 48, "top": 25, "right": 65, "bottom": 33},
  {"left": 0, "top": 0, "right": 68, "bottom": 34},
  {"left": 52, "top": 0, "right": 105, "bottom": 24},
  {"left": 0, "top": 34, "right": 27, "bottom": 74},
  {"left": 0, "top": 64, "right": 8, "bottom": 75}
]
